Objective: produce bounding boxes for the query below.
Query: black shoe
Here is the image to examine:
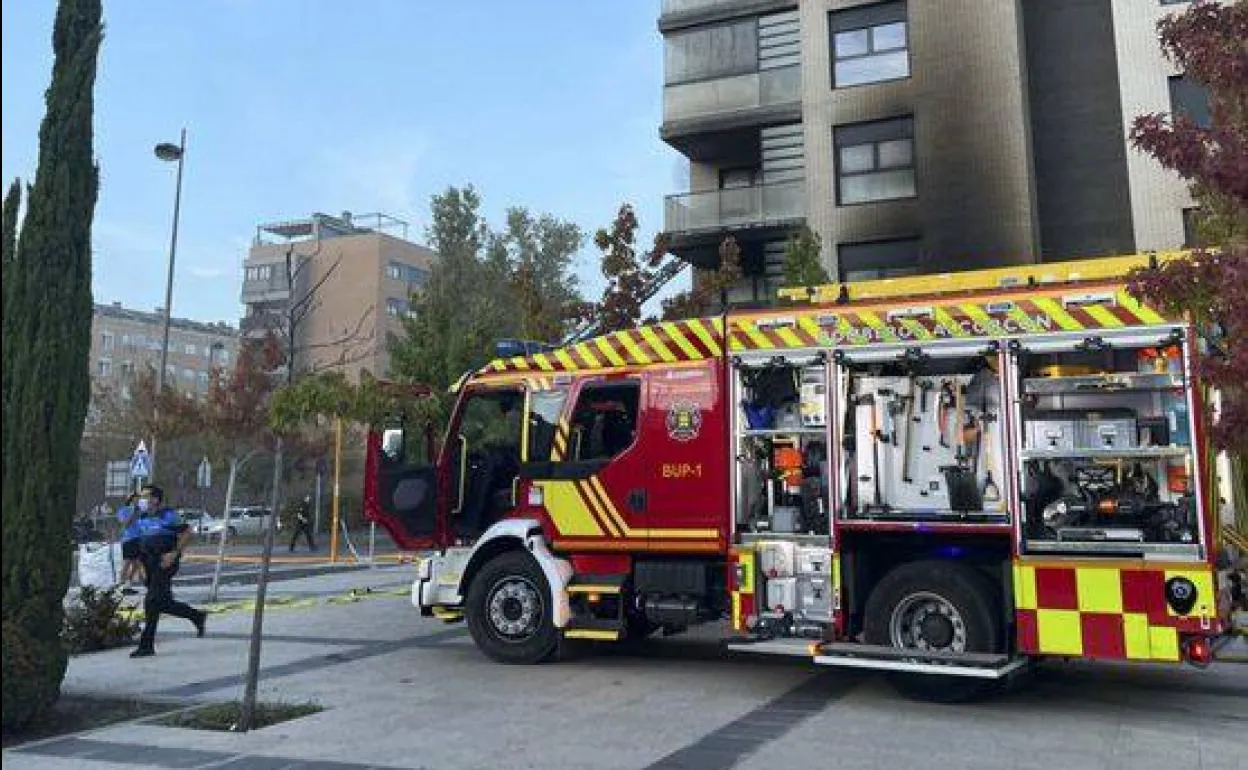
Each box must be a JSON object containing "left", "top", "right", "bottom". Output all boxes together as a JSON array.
[
  {"left": 130, "top": 647, "right": 155, "bottom": 658},
  {"left": 194, "top": 611, "right": 207, "bottom": 638}
]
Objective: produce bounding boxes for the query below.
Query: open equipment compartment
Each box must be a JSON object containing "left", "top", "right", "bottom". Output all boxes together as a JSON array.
[
  {"left": 1011, "top": 327, "right": 1203, "bottom": 558},
  {"left": 833, "top": 344, "right": 1008, "bottom": 522},
  {"left": 731, "top": 352, "right": 836, "bottom": 640}
]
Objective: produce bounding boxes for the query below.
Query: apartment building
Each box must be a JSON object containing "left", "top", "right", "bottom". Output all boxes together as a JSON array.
[
  {"left": 659, "top": 0, "right": 1208, "bottom": 302},
  {"left": 90, "top": 302, "right": 238, "bottom": 401},
  {"left": 240, "top": 211, "right": 436, "bottom": 380}
]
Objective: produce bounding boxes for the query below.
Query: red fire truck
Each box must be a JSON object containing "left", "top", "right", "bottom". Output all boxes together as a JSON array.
[{"left": 365, "top": 252, "right": 1235, "bottom": 699}]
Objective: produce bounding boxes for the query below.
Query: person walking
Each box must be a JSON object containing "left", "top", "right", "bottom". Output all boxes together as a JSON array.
[
  {"left": 289, "top": 495, "right": 316, "bottom": 552},
  {"left": 131, "top": 485, "right": 206, "bottom": 658}
]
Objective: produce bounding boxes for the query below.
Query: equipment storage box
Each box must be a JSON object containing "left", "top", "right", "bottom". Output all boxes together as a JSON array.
[
  {"left": 797, "top": 575, "right": 832, "bottom": 621},
  {"left": 1077, "top": 409, "right": 1137, "bottom": 450},
  {"left": 758, "top": 541, "right": 795, "bottom": 577},
  {"left": 795, "top": 546, "right": 831, "bottom": 576},
  {"left": 1026, "top": 411, "right": 1079, "bottom": 451},
  {"left": 800, "top": 368, "right": 827, "bottom": 427},
  {"left": 766, "top": 577, "right": 797, "bottom": 613}
]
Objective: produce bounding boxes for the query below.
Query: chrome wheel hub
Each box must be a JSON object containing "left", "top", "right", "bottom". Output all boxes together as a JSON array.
[
  {"left": 889, "top": 592, "right": 967, "bottom": 653},
  {"left": 487, "top": 577, "right": 542, "bottom": 640}
]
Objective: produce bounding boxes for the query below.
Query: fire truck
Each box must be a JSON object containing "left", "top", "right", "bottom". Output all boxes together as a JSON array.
[{"left": 364, "top": 252, "right": 1235, "bottom": 700}]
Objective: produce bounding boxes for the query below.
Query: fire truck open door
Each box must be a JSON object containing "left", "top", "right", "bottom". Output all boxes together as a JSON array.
[{"left": 365, "top": 422, "right": 442, "bottom": 551}]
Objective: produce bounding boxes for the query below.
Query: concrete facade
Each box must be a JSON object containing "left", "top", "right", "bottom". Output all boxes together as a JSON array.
[
  {"left": 89, "top": 302, "right": 238, "bottom": 401},
  {"left": 240, "top": 212, "right": 436, "bottom": 381},
  {"left": 659, "top": 0, "right": 1201, "bottom": 299}
]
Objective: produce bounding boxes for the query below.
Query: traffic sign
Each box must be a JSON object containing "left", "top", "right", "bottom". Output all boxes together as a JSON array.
[{"left": 130, "top": 441, "right": 151, "bottom": 479}]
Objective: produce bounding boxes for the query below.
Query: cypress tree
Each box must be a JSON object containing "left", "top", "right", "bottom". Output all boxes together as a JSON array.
[{"left": 1, "top": 0, "right": 103, "bottom": 730}]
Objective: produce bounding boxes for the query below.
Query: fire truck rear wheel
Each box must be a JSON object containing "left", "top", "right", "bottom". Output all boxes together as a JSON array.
[
  {"left": 863, "top": 560, "right": 1001, "bottom": 703},
  {"left": 466, "top": 550, "right": 559, "bottom": 665}
]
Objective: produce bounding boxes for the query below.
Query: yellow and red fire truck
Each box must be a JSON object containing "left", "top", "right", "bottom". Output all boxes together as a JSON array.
[{"left": 365, "top": 252, "right": 1236, "bottom": 699}]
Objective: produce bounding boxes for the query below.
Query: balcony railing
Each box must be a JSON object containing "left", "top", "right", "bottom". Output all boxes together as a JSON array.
[
  {"left": 663, "top": 65, "right": 800, "bottom": 127},
  {"left": 665, "top": 179, "right": 805, "bottom": 235},
  {"left": 240, "top": 274, "right": 291, "bottom": 303}
]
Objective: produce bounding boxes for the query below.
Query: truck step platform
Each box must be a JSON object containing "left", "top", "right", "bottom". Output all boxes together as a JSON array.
[
  {"left": 814, "top": 642, "right": 1027, "bottom": 679},
  {"left": 725, "top": 638, "right": 817, "bottom": 657}
]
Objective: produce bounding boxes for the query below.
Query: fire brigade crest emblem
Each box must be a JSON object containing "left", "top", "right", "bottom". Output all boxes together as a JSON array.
[{"left": 666, "top": 402, "right": 702, "bottom": 442}]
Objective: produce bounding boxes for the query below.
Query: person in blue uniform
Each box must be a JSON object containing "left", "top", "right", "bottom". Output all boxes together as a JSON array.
[{"left": 130, "top": 485, "right": 207, "bottom": 658}]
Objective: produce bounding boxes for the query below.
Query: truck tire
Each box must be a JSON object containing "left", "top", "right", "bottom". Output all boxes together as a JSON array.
[
  {"left": 863, "top": 560, "right": 1002, "bottom": 703},
  {"left": 466, "top": 550, "right": 559, "bottom": 665}
]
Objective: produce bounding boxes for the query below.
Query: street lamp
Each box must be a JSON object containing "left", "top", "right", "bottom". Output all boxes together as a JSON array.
[{"left": 151, "top": 128, "right": 187, "bottom": 476}]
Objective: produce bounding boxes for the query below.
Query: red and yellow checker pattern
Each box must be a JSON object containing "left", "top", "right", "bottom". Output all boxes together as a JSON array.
[
  {"left": 1013, "top": 562, "right": 1218, "bottom": 662},
  {"left": 482, "top": 318, "right": 724, "bottom": 374}
]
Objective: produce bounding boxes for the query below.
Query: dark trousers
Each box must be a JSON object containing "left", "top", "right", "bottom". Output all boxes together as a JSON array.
[
  {"left": 137, "top": 552, "right": 201, "bottom": 651},
  {"left": 289, "top": 521, "right": 315, "bottom": 552}
]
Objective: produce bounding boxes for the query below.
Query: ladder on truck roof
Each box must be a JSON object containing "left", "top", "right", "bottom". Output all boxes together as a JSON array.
[
  {"left": 563, "top": 257, "right": 689, "bottom": 345},
  {"left": 776, "top": 250, "right": 1190, "bottom": 306}
]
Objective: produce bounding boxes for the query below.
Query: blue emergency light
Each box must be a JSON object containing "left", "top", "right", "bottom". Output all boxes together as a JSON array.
[{"left": 495, "top": 339, "right": 558, "bottom": 358}]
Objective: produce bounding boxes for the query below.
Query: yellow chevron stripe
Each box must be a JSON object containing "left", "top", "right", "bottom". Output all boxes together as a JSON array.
[
  {"left": 775, "top": 326, "right": 806, "bottom": 348},
  {"left": 665, "top": 323, "right": 703, "bottom": 360},
  {"left": 639, "top": 326, "right": 678, "bottom": 363},
  {"left": 595, "top": 336, "right": 627, "bottom": 367},
  {"left": 574, "top": 342, "right": 601, "bottom": 369},
  {"left": 688, "top": 319, "right": 722, "bottom": 356},
  {"left": 532, "top": 354, "right": 555, "bottom": 372},
  {"left": 579, "top": 479, "right": 624, "bottom": 537},
  {"left": 1083, "top": 303, "right": 1124, "bottom": 329},
  {"left": 899, "top": 317, "right": 933, "bottom": 340},
  {"left": 555, "top": 349, "right": 579, "bottom": 371},
  {"left": 616, "top": 331, "right": 652, "bottom": 364},
  {"left": 959, "top": 303, "right": 996, "bottom": 336},
  {"left": 798, "top": 315, "right": 824, "bottom": 342},
  {"left": 1007, "top": 304, "right": 1043, "bottom": 333},
  {"left": 1031, "top": 297, "right": 1084, "bottom": 331},
  {"left": 512, "top": 356, "right": 531, "bottom": 371},
  {"left": 540, "top": 481, "right": 603, "bottom": 537},
  {"left": 741, "top": 321, "right": 775, "bottom": 350},
  {"left": 1117, "top": 291, "right": 1166, "bottom": 324},
  {"left": 584, "top": 477, "right": 629, "bottom": 537},
  {"left": 857, "top": 311, "right": 898, "bottom": 342},
  {"left": 552, "top": 432, "right": 567, "bottom": 461},
  {"left": 587, "top": 477, "right": 717, "bottom": 538}
]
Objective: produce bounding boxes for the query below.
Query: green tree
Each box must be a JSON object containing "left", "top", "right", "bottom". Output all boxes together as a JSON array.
[
  {"left": 495, "top": 207, "right": 584, "bottom": 342},
  {"left": 1, "top": 0, "right": 103, "bottom": 731},
  {"left": 782, "top": 225, "right": 829, "bottom": 287}
]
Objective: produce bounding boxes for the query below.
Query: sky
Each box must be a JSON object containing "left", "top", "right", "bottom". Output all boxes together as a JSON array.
[{"left": 1, "top": 1, "right": 686, "bottom": 325}]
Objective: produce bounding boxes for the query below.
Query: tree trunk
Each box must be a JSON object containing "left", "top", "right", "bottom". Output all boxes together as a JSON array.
[{"left": 238, "top": 437, "right": 283, "bottom": 731}]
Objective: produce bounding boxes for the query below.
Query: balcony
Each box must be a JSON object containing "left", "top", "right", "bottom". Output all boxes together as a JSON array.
[
  {"left": 240, "top": 273, "right": 290, "bottom": 304},
  {"left": 239, "top": 312, "right": 283, "bottom": 337},
  {"left": 665, "top": 179, "right": 805, "bottom": 238},
  {"left": 659, "top": 0, "right": 798, "bottom": 32},
  {"left": 662, "top": 66, "right": 801, "bottom": 159}
]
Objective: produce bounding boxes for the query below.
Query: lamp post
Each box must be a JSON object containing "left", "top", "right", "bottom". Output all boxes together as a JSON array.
[{"left": 151, "top": 128, "right": 187, "bottom": 476}]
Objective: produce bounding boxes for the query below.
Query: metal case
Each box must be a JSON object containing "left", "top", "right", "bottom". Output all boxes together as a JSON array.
[
  {"left": 1077, "top": 410, "right": 1137, "bottom": 450},
  {"left": 1026, "top": 411, "right": 1079, "bottom": 451}
]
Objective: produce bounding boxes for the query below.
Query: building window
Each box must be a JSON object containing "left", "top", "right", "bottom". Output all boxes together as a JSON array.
[
  {"left": 119, "top": 361, "right": 135, "bottom": 378},
  {"left": 385, "top": 297, "right": 411, "bottom": 318},
  {"left": 101, "top": 331, "right": 115, "bottom": 351},
  {"left": 244, "top": 264, "right": 274, "bottom": 282},
  {"left": 98, "top": 359, "right": 112, "bottom": 377},
  {"left": 837, "top": 236, "right": 921, "bottom": 282},
  {"left": 830, "top": 1, "right": 909, "bottom": 88},
  {"left": 1168, "top": 75, "right": 1211, "bottom": 128},
  {"left": 218, "top": 349, "right": 230, "bottom": 365},
  {"left": 121, "top": 334, "right": 131, "bottom": 348},
  {"left": 105, "top": 460, "right": 131, "bottom": 498},
  {"left": 835, "top": 117, "right": 916, "bottom": 205},
  {"left": 197, "top": 371, "right": 210, "bottom": 388},
  {"left": 184, "top": 342, "right": 197, "bottom": 356},
  {"left": 665, "top": 19, "right": 758, "bottom": 85},
  {"left": 166, "top": 364, "right": 177, "bottom": 380},
  {"left": 182, "top": 368, "right": 195, "bottom": 381},
  {"left": 385, "top": 261, "right": 429, "bottom": 286}
]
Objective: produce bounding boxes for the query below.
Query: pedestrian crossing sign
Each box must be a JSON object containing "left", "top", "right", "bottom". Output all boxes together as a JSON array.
[{"left": 130, "top": 441, "right": 151, "bottom": 479}]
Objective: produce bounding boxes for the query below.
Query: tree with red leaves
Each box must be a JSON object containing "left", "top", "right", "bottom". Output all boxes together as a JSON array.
[
  {"left": 1127, "top": 0, "right": 1247, "bottom": 533},
  {"left": 590, "top": 203, "right": 742, "bottom": 331}
]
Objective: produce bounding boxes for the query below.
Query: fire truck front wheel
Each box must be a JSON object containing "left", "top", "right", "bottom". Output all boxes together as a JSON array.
[
  {"left": 863, "top": 560, "right": 1001, "bottom": 702},
  {"left": 466, "top": 550, "right": 560, "bottom": 665}
]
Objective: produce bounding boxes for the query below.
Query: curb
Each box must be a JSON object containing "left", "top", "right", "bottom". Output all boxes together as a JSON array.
[{"left": 116, "top": 585, "right": 411, "bottom": 622}]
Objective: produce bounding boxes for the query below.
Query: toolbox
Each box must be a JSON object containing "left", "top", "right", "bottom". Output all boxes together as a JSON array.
[
  {"left": 1026, "top": 411, "right": 1079, "bottom": 451},
  {"left": 1076, "top": 409, "right": 1137, "bottom": 450}
]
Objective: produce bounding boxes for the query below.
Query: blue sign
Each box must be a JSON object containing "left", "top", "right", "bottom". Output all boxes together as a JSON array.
[{"left": 130, "top": 441, "right": 151, "bottom": 479}]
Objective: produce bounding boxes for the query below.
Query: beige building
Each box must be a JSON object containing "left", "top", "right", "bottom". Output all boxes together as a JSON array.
[
  {"left": 89, "top": 302, "right": 238, "bottom": 402},
  {"left": 659, "top": 0, "right": 1208, "bottom": 302},
  {"left": 240, "top": 212, "right": 435, "bottom": 380}
]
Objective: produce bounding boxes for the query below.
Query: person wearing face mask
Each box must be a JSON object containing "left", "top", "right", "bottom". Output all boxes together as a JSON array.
[
  {"left": 116, "top": 492, "right": 146, "bottom": 593},
  {"left": 130, "top": 485, "right": 207, "bottom": 658}
]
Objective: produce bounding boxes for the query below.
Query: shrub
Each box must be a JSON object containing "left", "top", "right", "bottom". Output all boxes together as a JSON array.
[{"left": 62, "top": 586, "right": 140, "bottom": 654}]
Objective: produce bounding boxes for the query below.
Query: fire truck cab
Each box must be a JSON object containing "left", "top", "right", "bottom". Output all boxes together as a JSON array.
[{"left": 366, "top": 252, "right": 1233, "bottom": 699}]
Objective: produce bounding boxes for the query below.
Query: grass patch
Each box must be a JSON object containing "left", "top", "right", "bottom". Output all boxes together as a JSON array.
[
  {"left": 153, "top": 700, "right": 323, "bottom": 731},
  {"left": 1, "top": 696, "right": 173, "bottom": 748}
]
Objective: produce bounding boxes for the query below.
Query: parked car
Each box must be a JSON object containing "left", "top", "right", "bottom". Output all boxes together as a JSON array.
[{"left": 225, "top": 506, "right": 274, "bottom": 536}]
